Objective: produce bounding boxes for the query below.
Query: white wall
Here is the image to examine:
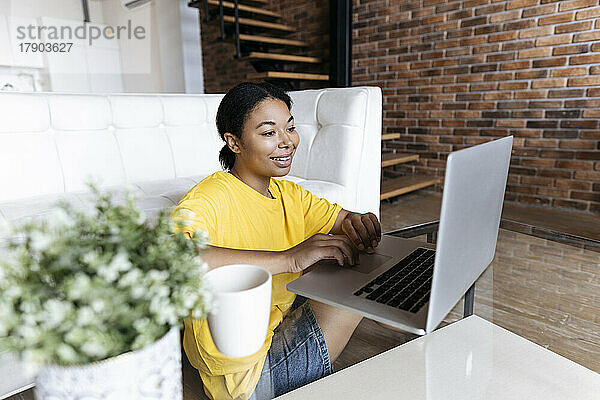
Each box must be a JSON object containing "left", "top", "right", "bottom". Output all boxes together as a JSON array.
[
  {"left": 155, "top": 0, "right": 185, "bottom": 92},
  {"left": 0, "top": 0, "right": 113, "bottom": 91},
  {"left": 0, "top": 0, "right": 104, "bottom": 91},
  {"left": 0, "top": 0, "right": 204, "bottom": 93},
  {"left": 102, "top": 0, "right": 204, "bottom": 93},
  {"left": 154, "top": 0, "right": 204, "bottom": 93},
  {"left": 0, "top": 0, "right": 104, "bottom": 23},
  {"left": 101, "top": 0, "right": 162, "bottom": 92},
  {"left": 178, "top": 0, "right": 204, "bottom": 93},
  {"left": 38, "top": 16, "right": 124, "bottom": 92}
]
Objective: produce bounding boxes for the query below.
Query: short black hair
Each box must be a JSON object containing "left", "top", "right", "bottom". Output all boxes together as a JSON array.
[{"left": 216, "top": 82, "right": 292, "bottom": 171}]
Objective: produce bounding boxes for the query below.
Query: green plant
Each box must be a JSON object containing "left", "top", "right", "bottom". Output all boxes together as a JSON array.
[{"left": 0, "top": 186, "right": 211, "bottom": 366}]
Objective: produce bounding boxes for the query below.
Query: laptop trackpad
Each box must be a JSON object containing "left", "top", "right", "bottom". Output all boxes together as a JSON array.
[{"left": 350, "top": 253, "right": 393, "bottom": 274}]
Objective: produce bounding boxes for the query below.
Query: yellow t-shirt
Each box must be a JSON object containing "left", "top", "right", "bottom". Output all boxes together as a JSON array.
[{"left": 172, "top": 171, "right": 342, "bottom": 400}]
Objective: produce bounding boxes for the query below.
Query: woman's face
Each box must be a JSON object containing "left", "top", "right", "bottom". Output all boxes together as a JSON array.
[{"left": 232, "top": 98, "right": 299, "bottom": 178}]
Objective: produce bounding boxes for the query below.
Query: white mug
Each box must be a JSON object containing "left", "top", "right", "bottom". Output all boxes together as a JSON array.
[{"left": 205, "top": 264, "right": 272, "bottom": 358}]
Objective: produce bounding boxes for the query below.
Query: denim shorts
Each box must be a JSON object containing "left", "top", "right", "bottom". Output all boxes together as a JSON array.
[{"left": 249, "top": 297, "right": 333, "bottom": 399}]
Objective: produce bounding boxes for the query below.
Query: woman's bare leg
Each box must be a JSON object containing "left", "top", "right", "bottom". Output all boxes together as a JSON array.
[{"left": 308, "top": 299, "right": 363, "bottom": 364}]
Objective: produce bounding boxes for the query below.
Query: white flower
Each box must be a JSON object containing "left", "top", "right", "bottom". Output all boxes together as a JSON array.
[
  {"left": 151, "top": 285, "right": 169, "bottom": 298},
  {"left": 57, "top": 344, "right": 78, "bottom": 363},
  {"left": 80, "top": 203, "right": 99, "bottom": 218},
  {"left": 125, "top": 186, "right": 137, "bottom": 202},
  {"left": 97, "top": 264, "right": 119, "bottom": 282},
  {"left": 0, "top": 250, "right": 19, "bottom": 278},
  {"left": 47, "top": 208, "right": 75, "bottom": 231},
  {"left": 81, "top": 341, "right": 107, "bottom": 358},
  {"left": 44, "top": 300, "right": 73, "bottom": 329},
  {"left": 182, "top": 291, "right": 197, "bottom": 309},
  {"left": 17, "top": 325, "right": 40, "bottom": 343},
  {"left": 23, "top": 314, "right": 37, "bottom": 326},
  {"left": 172, "top": 208, "right": 196, "bottom": 227},
  {"left": 98, "top": 251, "right": 132, "bottom": 282},
  {"left": 0, "top": 303, "right": 16, "bottom": 335},
  {"left": 76, "top": 306, "right": 94, "bottom": 326},
  {"left": 118, "top": 268, "right": 142, "bottom": 287},
  {"left": 193, "top": 230, "right": 210, "bottom": 246},
  {"left": 148, "top": 270, "right": 168, "bottom": 282},
  {"left": 91, "top": 300, "right": 105, "bottom": 313},
  {"left": 65, "top": 328, "right": 86, "bottom": 346},
  {"left": 131, "top": 285, "right": 145, "bottom": 299},
  {"left": 22, "top": 348, "right": 46, "bottom": 365},
  {"left": 110, "top": 251, "right": 132, "bottom": 273},
  {"left": 136, "top": 211, "right": 147, "bottom": 225},
  {"left": 156, "top": 304, "right": 177, "bottom": 325},
  {"left": 198, "top": 260, "right": 209, "bottom": 274},
  {"left": 67, "top": 273, "right": 91, "bottom": 300},
  {"left": 133, "top": 318, "right": 149, "bottom": 332},
  {"left": 29, "top": 231, "right": 52, "bottom": 253},
  {"left": 199, "top": 289, "right": 213, "bottom": 313},
  {"left": 19, "top": 301, "right": 38, "bottom": 314},
  {"left": 149, "top": 296, "right": 166, "bottom": 315},
  {"left": 82, "top": 251, "right": 100, "bottom": 267}
]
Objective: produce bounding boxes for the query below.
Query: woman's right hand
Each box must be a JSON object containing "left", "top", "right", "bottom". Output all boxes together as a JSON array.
[{"left": 282, "top": 233, "right": 360, "bottom": 274}]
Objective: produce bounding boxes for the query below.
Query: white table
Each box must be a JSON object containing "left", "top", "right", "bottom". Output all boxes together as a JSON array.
[{"left": 275, "top": 315, "right": 600, "bottom": 399}]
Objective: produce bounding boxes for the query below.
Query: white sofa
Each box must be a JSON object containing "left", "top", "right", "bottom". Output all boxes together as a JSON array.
[{"left": 0, "top": 86, "right": 382, "bottom": 397}]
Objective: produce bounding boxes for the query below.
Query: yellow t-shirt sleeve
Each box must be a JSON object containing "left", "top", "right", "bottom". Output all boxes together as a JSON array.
[
  {"left": 170, "top": 196, "right": 218, "bottom": 244},
  {"left": 295, "top": 183, "right": 343, "bottom": 237}
]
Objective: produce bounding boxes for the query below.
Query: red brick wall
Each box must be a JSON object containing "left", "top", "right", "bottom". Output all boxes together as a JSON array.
[{"left": 353, "top": 0, "right": 600, "bottom": 213}]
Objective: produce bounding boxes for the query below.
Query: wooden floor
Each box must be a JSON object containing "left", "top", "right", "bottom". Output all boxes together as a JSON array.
[
  {"left": 380, "top": 192, "right": 600, "bottom": 373},
  {"left": 10, "top": 193, "right": 600, "bottom": 400},
  {"left": 381, "top": 191, "right": 600, "bottom": 242}
]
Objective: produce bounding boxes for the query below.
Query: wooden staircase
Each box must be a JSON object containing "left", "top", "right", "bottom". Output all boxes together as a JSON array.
[
  {"left": 380, "top": 136, "right": 441, "bottom": 200},
  {"left": 188, "top": 0, "right": 329, "bottom": 88}
]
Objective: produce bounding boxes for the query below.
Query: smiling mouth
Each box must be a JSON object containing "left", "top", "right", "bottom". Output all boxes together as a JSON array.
[{"left": 270, "top": 154, "right": 293, "bottom": 161}]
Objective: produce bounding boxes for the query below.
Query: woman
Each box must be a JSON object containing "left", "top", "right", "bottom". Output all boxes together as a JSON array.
[{"left": 173, "top": 82, "right": 382, "bottom": 400}]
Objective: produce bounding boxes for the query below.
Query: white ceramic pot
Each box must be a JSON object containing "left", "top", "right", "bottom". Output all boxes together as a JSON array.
[{"left": 34, "top": 327, "right": 181, "bottom": 400}]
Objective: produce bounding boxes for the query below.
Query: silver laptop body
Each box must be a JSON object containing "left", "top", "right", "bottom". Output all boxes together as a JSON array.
[{"left": 287, "top": 136, "right": 513, "bottom": 335}]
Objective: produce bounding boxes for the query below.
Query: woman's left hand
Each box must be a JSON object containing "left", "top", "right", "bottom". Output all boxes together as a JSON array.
[{"left": 341, "top": 212, "right": 382, "bottom": 253}]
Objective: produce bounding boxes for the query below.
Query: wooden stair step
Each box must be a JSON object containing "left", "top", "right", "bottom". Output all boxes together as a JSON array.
[
  {"left": 204, "top": 0, "right": 281, "bottom": 18},
  {"left": 381, "top": 153, "right": 419, "bottom": 167},
  {"left": 382, "top": 133, "right": 401, "bottom": 140},
  {"left": 239, "top": 34, "right": 308, "bottom": 47},
  {"left": 247, "top": 71, "right": 330, "bottom": 81},
  {"left": 380, "top": 176, "right": 441, "bottom": 200},
  {"left": 190, "top": 0, "right": 270, "bottom": 7},
  {"left": 245, "top": 51, "right": 320, "bottom": 63},
  {"left": 223, "top": 15, "right": 295, "bottom": 32}
]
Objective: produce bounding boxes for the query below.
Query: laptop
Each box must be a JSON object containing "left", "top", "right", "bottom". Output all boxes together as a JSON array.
[{"left": 287, "top": 136, "right": 513, "bottom": 335}]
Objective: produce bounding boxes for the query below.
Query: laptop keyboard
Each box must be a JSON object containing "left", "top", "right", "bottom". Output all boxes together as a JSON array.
[{"left": 353, "top": 247, "right": 435, "bottom": 313}]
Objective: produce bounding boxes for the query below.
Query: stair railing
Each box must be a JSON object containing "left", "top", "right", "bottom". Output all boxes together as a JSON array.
[
  {"left": 203, "top": 0, "right": 210, "bottom": 21},
  {"left": 234, "top": 0, "right": 241, "bottom": 58},
  {"left": 219, "top": 0, "right": 225, "bottom": 39},
  {"left": 202, "top": 0, "right": 240, "bottom": 57}
]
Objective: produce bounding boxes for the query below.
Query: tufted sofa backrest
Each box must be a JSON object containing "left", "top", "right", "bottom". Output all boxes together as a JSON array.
[
  {"left": 0, "top": 93, "right": 223, "bottom": 201},
  {"left": 0, "top": 86, "right": 381, "bottom": 213}
]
